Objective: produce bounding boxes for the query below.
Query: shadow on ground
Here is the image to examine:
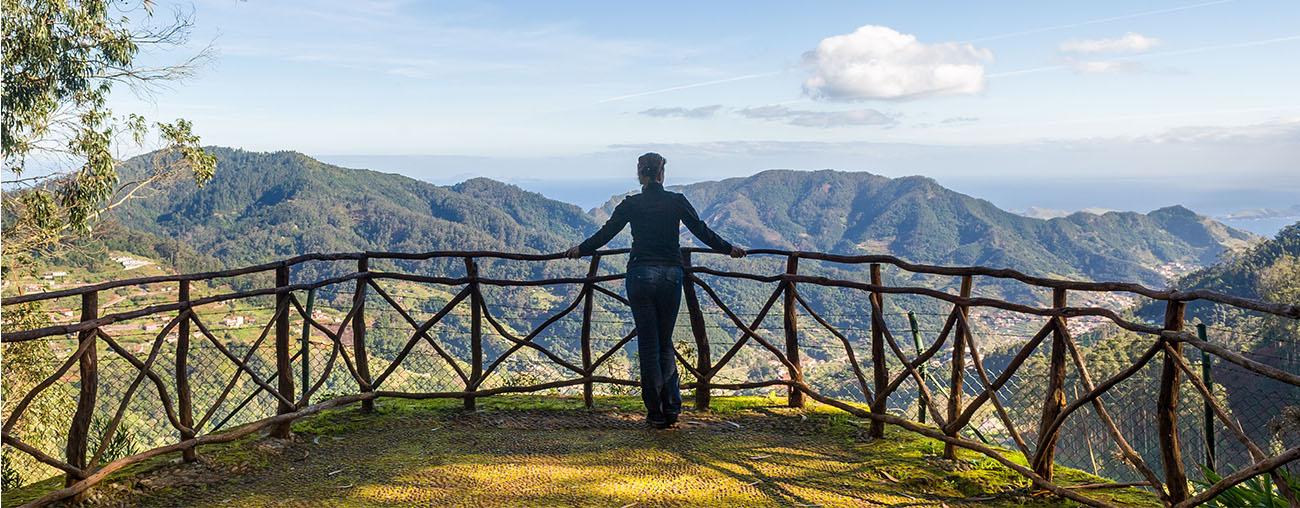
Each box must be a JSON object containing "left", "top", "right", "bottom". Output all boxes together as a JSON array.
[{"left": 6, "top": 396, "right": 1159, "bottom": 507}]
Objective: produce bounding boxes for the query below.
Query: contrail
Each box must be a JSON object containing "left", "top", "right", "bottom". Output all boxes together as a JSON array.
[
  {"left": 988, "top": 34, "right": 1300, "bottom": 78},
  {"left": 966, "top": 0, "right": 1237, "bottom": 43},
  {"left": 596, "top": 71, "right": 783, "bottom": 103}
]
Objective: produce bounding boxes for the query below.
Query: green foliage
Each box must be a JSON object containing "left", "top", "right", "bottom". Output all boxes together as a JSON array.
[
  {"left": 105, "top": 150, "right": 1256, "bottom": 295},
  {"left": 1, "top": 448, "right": 23, "bottom": 491},
  {"left": 1259, "top": 253, "right": 1300, "bottom": 305},
  {"left": 1081, "top": 223, "right": 1300, "bottom": 485},
  {"left": 1, "top": 0, "right": 215, "bottom": 266},
  {"left": 1, "top": 0, "right": 134, "bottom": 161},
  {"left": 88, "top": 415, "right": 140, "bottom": 464},
  {"left": 96, "top": 149, "right": 1264, "bottom": 356},
  {"left": 1149, "top": 222, "right": 1300, "bottom": 321},
  {"left": 0, "top": 301, "right": 67, "bottom": 487},
  {"left": 7, "top": 148, "right": 1282, "bottom": 497},
  {"left": 602, "top": 169, "right": 1256, "bottom": 288},
  {"left": 1257, "top": 253, "right": 1300, "bottom": 354},
  {"left": 108, "top": 148, "right": 599, "bottom": 283},
  {"left": 1194, "top": 467, "right": 1300, "bottom": 508}
]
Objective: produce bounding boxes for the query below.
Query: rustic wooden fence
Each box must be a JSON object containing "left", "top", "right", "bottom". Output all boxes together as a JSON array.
[{"left": 2, "top": 248, "right": 1299, "bottom": 507}]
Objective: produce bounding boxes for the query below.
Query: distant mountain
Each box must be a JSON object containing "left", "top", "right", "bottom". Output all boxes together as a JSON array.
[
  {"left": 110, "top": 150, "right": 1256, "bottom": 290},
  {"left": 595, "top": 170, "right": 1257, "bottom": 287},
  {"left": 112, "top": 148, "right": 597, "bottom": 268},
  {"left": 1220, "top": 205, "right": 1300, "bottom": 221},
  {"left": 1015, "top": 207, "right": 1117, "bottom": 220}
]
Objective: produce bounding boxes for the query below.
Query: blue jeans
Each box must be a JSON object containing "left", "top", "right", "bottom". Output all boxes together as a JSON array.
[{"left": 626, "top": 264, "right": 684, "bottom": 422}]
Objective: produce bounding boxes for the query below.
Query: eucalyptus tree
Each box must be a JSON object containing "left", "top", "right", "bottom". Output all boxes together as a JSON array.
[
  {"left": 2, "top": 0, "right": 216, "bottom": 272},
  {"left": 1, "top": 0, "right": 217, "bottom": 487}
]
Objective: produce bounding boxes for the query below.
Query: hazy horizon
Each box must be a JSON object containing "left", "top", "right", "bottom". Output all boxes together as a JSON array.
[
  {"left": 315, "top": 147, "right": 1298, "bottom": 237},
  {"left": 108, "top": 1, "right": 1297, "bottom": 204},
  {"left": 88, "top": 0, "right": 1299, "bottom": 237},
  {"left": 6, "top": 3, "right": 1300, "bottom": 503}
]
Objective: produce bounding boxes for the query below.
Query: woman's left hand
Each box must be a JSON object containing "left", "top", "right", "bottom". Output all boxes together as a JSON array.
[{"left": 563, "top": 246, "right": 582, "bottom": 259}]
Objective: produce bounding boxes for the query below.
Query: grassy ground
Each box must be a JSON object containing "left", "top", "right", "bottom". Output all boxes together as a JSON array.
[{"left": 4, "top": 395, "right": 1160, "bottom": 507}]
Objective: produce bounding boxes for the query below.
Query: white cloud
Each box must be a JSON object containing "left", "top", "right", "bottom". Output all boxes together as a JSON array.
[
  {"left": 1060, "top": 33, "right": 1161, "bottom": 54},
  {"left": 801, "top": 25, "right": 993, "bottom": 101},
  {"left": 737, "top": 105, "right": 897, "bottom": 128},
  {"left": 1068, "top": 59, "right": 1143, "bottom": 74},
  {"left": 639, "top": 105, "right": 723, "bottom": 119}
]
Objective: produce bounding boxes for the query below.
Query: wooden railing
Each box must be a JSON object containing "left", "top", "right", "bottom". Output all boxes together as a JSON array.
[{"left": 2, "top": 248, "right": 1298, "bottom": 507}]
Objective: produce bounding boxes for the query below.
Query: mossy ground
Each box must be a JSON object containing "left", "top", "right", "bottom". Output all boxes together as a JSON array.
[{"left": 4, "top": 395, "right": 1159, "bottom": 507}]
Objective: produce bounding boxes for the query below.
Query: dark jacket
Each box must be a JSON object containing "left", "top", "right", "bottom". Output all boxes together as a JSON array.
[{"left": 578, "top": 182, "right": 733, "bottom": 267}]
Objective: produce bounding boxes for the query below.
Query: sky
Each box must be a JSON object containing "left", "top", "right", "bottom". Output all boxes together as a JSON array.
[{"left": 114, "top": 0, "right": 1300, "bottom": 231}]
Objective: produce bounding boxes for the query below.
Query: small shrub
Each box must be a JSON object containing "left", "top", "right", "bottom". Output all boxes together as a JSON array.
[
  {"left": 1194, "top": 467, "right": 1300, "bottom": 508},
  {"left": 2, "top": 448, "right": 24, "bottom": 490},
  {"left": 88, "top": 416, "right": 140, "bottom": 464}
]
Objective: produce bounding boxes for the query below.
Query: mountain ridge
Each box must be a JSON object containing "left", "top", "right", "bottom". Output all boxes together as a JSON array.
[
  {"left": 594, "top": 168, "right": 1256, "bottom": 286},
  {"left": 109, "top": 148, "right": 1256, "bottom": 288},
  {"left": 113, "top": 147, "right": 598, "bottom": 267}
]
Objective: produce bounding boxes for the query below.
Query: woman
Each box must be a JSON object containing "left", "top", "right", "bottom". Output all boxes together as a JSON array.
[{"left": 565, "top": 152, "right": 745, "bottom": 429}]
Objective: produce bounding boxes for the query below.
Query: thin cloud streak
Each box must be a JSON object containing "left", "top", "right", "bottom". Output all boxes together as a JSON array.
[
  {"left": 596, "top": 71, "right": 783, "bottom": 103},
  {"left": 639, "top": 105, "right": 723, "bottom": 118},
  {"left": 988, "top": 34, "right": 1300, "bottom": 78},
  {"left": 966, "top": 0, "right": 1237, "bottom": 43},
  {"left": 938, "top": 107, "right": 1297, "bottom": 133}
]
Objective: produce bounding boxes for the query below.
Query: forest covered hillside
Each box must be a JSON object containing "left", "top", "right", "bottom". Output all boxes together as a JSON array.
[
  {"left": 1167, "top": 222, "right": 1300, "bottom": 303},
  {"left": 7, "top": 149, "right": 1292, "bottom": 496},
  {"left": 596, "top": 169, "right": 1256, "bottom": 287},
  {"left": 107, "top": 149, "right": 1255, "bottom": 290},
  {"left": 110, "top": 148, "right": 598, "bottom": 268}
]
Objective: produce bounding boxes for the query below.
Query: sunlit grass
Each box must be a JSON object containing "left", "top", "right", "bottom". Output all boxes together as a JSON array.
[{"left": 2, "top": 395, "right": 1160, "bottom": 507}]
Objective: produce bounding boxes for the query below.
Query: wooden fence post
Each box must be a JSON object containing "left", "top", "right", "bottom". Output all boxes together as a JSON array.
[
  {"left": 783, "top": 255, "right": 804, "bottom": 408},
  {"left": 300, "top": 288, "right": 315, "bottom": 406},
  {"left": 1158, "top": 299, "right": 1189, "bottom": 503},
  {"left": 272, "top": 265, "right": 295, "bottom": 438},
  {"left": 1198, "top": 323, "right": 1215, "bottom": 474},
  {"left": 1033, "top": 288, "right": 1069, "bottom": 480},
  {"left": 682, "top": 251, "right": 712, "bottom": 411},
  {"left": 944, "top": 275, "right": 973, "bottom": 460},
  {"left": 908, "top": 311, "right": 926, "bottom": 425},
  {"left": 176, "top": 281, "right": 196, "bottom": 462},
  {"left": 869, "top": 263, "right": 887, "bottom": 438},
  {"left": 66, "top": 290, "right": 98, "bottom": 490},
  {"left": 580, "top": 255, "right": 601, "bottom": 409},
  {"left": 465, "top": 257, "right": 482, "bottom": 410},
  {"left": 353, "top": 257, "right": 374, "bottom": 413}
]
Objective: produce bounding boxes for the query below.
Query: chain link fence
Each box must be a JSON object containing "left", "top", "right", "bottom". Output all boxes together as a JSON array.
[{"left": 4, "top": 252, "right": 1298, "bottom": 507}]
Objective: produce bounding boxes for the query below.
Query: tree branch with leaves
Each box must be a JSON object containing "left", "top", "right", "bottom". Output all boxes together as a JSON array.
[{"left": 2, "top": 0, "right": 216, "bottom": 274}]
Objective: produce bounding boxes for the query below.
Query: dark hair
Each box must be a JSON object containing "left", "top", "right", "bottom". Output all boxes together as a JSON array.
[{"left": 637, "top": 152, "right": 666, "bottom": 180}]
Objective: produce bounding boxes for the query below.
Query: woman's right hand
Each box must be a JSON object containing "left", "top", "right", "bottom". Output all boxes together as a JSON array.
[
  {"left": 729, "top": 246, "right": 746, "bottom": 258},
  {"left": 563, "top": 246, "right": 582, "bottom": 259}
]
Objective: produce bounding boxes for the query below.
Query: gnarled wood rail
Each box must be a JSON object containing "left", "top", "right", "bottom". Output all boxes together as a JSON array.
[{"left": 2, "top": 248, "right": 1298, "bottom": 508}]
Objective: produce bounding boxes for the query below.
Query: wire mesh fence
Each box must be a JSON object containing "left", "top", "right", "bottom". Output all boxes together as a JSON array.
[{"left": 3, "top": 248, "right": 1298, "bottom": 507}]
